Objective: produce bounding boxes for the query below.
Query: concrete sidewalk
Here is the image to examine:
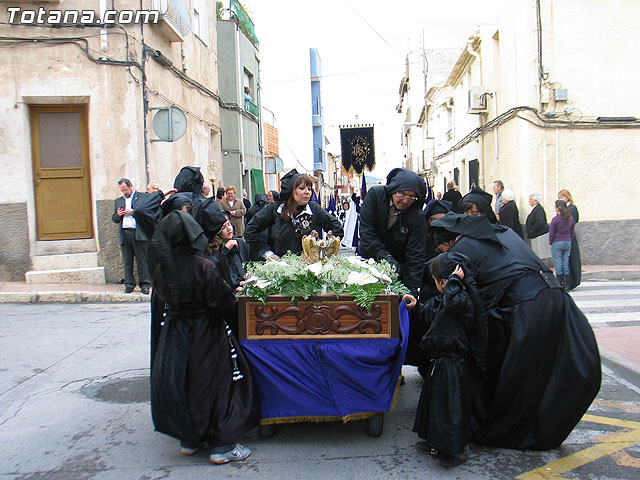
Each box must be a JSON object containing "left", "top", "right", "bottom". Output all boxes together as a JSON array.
[
  {"left": 1, "top": 265, "right": 638, "bottom": 305},
  {"left": 0, "top": 281, "right": 150, "bottom": 303}
]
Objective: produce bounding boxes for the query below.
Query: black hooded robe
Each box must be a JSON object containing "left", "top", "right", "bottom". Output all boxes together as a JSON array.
[
  {"left": 413, "top": 274, "right": 475, "bottom": 455},
  {"left": 432, "top": 217, "right": 600, "bottom": 450},
  {"left": 358, "top": 168, "right": 427, "bottom": 297},
  {"left": 149, "top": 211, "right": 259, "bottom": 447},
  {"left": 566, "top": 203, "right": 582, "bottom": 290}
]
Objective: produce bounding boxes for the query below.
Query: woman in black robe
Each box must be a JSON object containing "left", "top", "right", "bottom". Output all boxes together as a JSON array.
[
  {"left": 244, "top": 169, "right": 343, "bottom": 260},
  {"left": 148, "top": 209, "right": 259, "bottom": 464},
  {"left": 558, "top": 189, "right": 581, "bottom": 290},
  {"left": 458, "top": 186, "right": 498, "bottom": 223},
  {"left": 429, "top": 213, "right": 600, "bottom": 450}
]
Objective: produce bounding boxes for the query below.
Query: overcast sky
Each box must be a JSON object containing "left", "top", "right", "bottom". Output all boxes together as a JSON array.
[{"left": 239, "top": 0, "right": 501, "bottom": 178}]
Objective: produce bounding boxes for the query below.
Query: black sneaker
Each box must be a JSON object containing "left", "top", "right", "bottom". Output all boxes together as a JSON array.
[
  {"left": 124, "top": 287, "right": 134, "bottom": 294},
  {"left": 141, "top": 288, "right": 150, "bottom": 294}
]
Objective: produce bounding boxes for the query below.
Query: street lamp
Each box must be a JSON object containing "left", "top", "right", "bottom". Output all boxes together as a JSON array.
[{"left": 426, "top": 170, "right": 436, "bottom": 188}]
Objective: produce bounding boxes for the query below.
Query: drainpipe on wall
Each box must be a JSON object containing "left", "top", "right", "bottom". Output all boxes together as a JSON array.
[
  {"left": 236, "top": 23, "right": 245, "bottom": 187},
  {"left": 140, "top": 1, "right": 150, "bottom": 186}
]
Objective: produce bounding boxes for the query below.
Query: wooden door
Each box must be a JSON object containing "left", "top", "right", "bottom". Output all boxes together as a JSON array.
[{"left": 30, "top": 105, "right": 93, "bottom": 240}]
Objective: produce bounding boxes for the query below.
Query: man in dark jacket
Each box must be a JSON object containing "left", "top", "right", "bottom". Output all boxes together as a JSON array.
[
  {"left": 359, "top": 168, "right": 427, "bottom": 307},
  {"left": 112, "top": 178, "right": 150, "bottom": 294},
  {"left": 442, "top": 181, "right": 462, "bottom": 212}
]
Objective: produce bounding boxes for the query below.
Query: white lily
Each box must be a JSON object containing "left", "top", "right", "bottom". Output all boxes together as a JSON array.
[
  {"left": 256, "top": 280, "right": 272, "bottom": 289},
  {"left": 346, "top": 271, "right": 378, "bottom": 285},
  {"left": 305, "top": 262, "right": 323, "bottom": 276}
]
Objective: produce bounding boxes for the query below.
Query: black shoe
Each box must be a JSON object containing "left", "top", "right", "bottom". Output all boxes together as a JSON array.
[
  {"left": 438, "top": 445, "right": 469, "bottom": 468},
  {"left": 416, "top": 441, "right": 438, "bottom": 457},
  {"left": 124, "top": 287, "right": 134, "bottom": 293},
  {"left": 141, "top": 288, "right": 150, "bottom": 294}
]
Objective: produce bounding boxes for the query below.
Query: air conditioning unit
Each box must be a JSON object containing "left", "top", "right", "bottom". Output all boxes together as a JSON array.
[
  {"left": 468, "top": 86, "right": 488, "bottom": 114},
  {"left": 152, "top": 0, "right": 191, "bottom": 43}
]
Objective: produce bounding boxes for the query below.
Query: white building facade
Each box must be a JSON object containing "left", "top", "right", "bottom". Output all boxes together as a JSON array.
[{"left": 425, "top": 0, "right": 640, "bottom": 264}]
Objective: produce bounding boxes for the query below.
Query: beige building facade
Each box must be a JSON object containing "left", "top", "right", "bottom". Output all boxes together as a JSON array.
[
  {"left": 425, "top": 0, "right": 640, "bottom": 264},
  {"left": 0, "top": 0, "right": 224, "bottom": 282}
]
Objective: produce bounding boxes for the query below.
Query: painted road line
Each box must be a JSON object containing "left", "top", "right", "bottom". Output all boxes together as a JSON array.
[{"left": 516, "top": 414, "right": 640, "bottom": 480}]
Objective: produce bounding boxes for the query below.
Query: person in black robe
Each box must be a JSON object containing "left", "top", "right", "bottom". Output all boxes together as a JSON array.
[
  {"left": 458, "top": 186, "right": 498, "bottom": 223},
  {"left": 404, "top": 199, "right": 453, "bottom": 376},
  {"left": 197, "top": 199, "right": 250, "bottom": 336},
  {"left": 428, "top": 212, "right": 600, "bottom": 450},
  {"left": 558, "top": 189, "right": 581, "bottom": 290},
  {"left": 148, "top": 209, "right": 259, "bottom": 464},
  {"left": 358, "top": 168, "right": 427, "bottom": 306},
  {"left": 414, "top": 253, "right": 485, "bottom": 467},
  {"left": 244, "top": 169, "right": 343, "bottom": 260},
  {"left": 245, "top": 193, "right": 268, "bottom": 224}
]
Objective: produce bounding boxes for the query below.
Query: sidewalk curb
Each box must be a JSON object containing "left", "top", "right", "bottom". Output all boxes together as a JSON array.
[
  {"left": 599, "top": 346, "right": 640, "bottom": 389},
  {"left": 582, "top": 270, "right": 640, "bottom": 281},
  {"left": 0, "top": 291, "right": 151, "bottom": 304}
]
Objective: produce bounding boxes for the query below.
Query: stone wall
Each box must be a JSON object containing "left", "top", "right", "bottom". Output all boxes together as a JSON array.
[
  {"left": 577, "top": 219, "right": 640, "bottom": 265},
  {"left": 96, "top": 200, "right": 123, "bottom": 284},
  {"left": 0, "top": 203, "right": 30, "bottom": 281}
]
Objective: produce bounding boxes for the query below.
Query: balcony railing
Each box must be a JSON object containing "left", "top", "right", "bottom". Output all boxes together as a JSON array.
[{"left": 244, "top": 99, "right": 259, "bottom": 118}]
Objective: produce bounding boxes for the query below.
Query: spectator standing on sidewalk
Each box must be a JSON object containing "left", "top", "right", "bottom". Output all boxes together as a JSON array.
[
  {"left": 492, "top": 180, "right": 504, "bottom": 215},
  {"left": 549, "top": 199, "right": 575, "bottom": 291},
  {"left": 219, "top": 185, "right": 247, "bottom": 237},
  {"left": 497, "top": 189, "right": 524, "bottom": 239},
  {"left": 442, "top": 181, "right": 462, "bottom": 212},
  {"left": 112, "top": 178, "right": 150, "bottom": 294},
  {"left": 525, "top": 192, "right": 551, "bottom": 262}
]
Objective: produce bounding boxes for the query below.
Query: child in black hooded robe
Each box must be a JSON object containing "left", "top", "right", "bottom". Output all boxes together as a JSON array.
[{"left": 414, "top": 252, "right": 481, "bottom": 468}]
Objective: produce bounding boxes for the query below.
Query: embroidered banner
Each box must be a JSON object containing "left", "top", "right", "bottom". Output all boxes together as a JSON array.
[{"left": 340, "top": 125, "right": 375, "bottom": 174}]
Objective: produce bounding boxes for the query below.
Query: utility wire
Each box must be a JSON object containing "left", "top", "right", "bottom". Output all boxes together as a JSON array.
[{"left": 343, "top": 0, "right": 402, "bottom": 56}]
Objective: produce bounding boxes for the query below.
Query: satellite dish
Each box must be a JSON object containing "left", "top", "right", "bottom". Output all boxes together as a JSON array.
[
  {"left": 151, "top": 106, "right": 187, "bottom": 142},
  {"left": 265, "top": 156, "right": 284, "bottom": 174}
]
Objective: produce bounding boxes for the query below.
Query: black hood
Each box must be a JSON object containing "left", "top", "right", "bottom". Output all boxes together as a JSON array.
[
  {"left": 161, "top": 192, "right": 194, "bottom": 216},
  {"left": 423, "top": 199, "right": 453, "bottom": 219},
  {"left": 384, "top": 168, "right": 427, "bottom": 208},
  {"left": 279, "top": 169, "right": 301, "bottom": 202},
  {"left": 459, "top": 186, "right": 498, "bottom": 223},
  {"left": 196, "top": 197, "right": 228, "bottom": 239},
  {"left": 173, "top": 166, "right": 204, "bottom": 196},
  {"left": 253, "top": 193, "right": 268, "bottom": 207},
  {"left": 431, "top": 212, "right": 502, "bottom": 245}
]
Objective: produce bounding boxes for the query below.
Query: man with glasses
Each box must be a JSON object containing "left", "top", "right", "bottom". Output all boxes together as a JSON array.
[{"left": 359, "top": 168, "right": 427, "bottom": 308}]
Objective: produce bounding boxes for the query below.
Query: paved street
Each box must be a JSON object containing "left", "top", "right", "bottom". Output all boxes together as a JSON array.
[{"left": 0, "top": 281, "right": 639, "bottom": 479}]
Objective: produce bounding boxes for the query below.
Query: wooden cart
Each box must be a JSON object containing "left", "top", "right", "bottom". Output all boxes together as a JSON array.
[{"left": 238, "top": 294, "right": 405, "bottom": 437}]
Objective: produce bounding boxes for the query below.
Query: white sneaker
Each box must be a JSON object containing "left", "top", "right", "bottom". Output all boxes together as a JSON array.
[{"left": 210, "top": 443, "right": 251, "bottom": 464}]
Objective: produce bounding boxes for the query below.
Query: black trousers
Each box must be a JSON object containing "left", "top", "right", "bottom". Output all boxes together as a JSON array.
[{"left": 121, "top": 229, "right": 150, "bottom": 289}]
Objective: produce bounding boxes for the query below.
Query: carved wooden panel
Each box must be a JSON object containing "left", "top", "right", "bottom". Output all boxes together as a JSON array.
[{"left": 238, "top": 295, "right": 399, "bottom": 340}]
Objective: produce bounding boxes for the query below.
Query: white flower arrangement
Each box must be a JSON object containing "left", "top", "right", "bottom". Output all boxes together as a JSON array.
[{"left": 240, "top": 253, "right": 410, "bottom": 310}]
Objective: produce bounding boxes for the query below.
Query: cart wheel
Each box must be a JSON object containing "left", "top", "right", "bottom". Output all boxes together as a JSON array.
[
  {"left": 259, "top": 423, "right": 276, "bottom": 438},
  {"left": 365, "top": 413, "right": 384, "bottom": 437}
]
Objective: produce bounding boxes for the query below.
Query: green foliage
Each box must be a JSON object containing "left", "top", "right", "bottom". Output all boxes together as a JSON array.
[{"left": 240, "top": 253, "right": 410, "bottom": 309}]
